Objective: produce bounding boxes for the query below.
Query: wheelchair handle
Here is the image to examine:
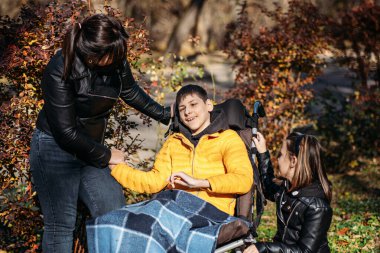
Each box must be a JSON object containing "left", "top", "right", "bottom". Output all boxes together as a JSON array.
[
  {"left": 253, "top": 101, "right": 266, "bottom": 118},
  {"left": 251, "top": 101, "right": 265, "bottom": 138},
  {"left": 251, "top": 101, "right": 265, "bottom": 159}
]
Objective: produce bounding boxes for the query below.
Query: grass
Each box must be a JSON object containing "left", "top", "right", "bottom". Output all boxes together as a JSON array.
[{"left": 256, "top": 163, "right": 380, "bottom": 253}]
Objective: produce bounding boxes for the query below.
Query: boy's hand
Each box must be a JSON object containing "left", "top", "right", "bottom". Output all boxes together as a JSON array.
[
  {"left": 252, "top": 132, "right": 267, "bottom": 154},
  {"left": 109, "top": 148, "right": 125, "bottom": 166},
  {"left": 167, "top": 172, "right": 210, "bottom": 189},
  {"left": 243, "top": 244, "right": 259, "bottom": 253}
]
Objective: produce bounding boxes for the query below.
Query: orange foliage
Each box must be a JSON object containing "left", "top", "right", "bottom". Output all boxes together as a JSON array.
[{"left": 224, "top": 0, "right": 329, "bottom": 154}]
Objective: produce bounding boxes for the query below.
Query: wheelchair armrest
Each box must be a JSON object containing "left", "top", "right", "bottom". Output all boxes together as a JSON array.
[
  {"left": 215, "top": 234, "right": 256, "bottom": 253},
  {"left": 217, "top": 219, "right": 250, "bottom": 246}
]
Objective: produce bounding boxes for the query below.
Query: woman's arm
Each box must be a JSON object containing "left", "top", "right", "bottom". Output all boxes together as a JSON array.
[
  {"left": 118, "top": 60, "right": 171, "bottom": 125},
  {"left": 111, "top": 138, "right": 172, "bottom": 193},
  {"left": 41, "top": 56, "right": 111, "bottom": 168}
]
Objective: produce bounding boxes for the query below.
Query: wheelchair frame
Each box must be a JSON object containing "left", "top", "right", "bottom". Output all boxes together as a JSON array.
[{"left": 213, "top": 99, "right": 266, "bottom": 253}]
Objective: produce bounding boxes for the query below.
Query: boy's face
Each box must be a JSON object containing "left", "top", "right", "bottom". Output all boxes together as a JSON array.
[{"left": 178, "top": 94, "right": 213, "bottom": 135}]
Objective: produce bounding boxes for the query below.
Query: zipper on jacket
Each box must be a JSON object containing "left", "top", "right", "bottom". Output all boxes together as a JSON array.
[
  {"left": 89, "top": 71, "right": 95, "bottom": 93},
  {"left": 277, "top": 191, "right": 286, "bottom": 225},
  {"left": 101, "top": 118, "right": 107, "bottom": 144},
  {"left": 192, "top": 135, "right": 208, "bottom": 197},
  {"left": 282, "top": 201, "right": 302, "bottom": 242},
  {"left": 176, "top": 133, "right": 210, "bottom": 197},
  {"left": 117, "top": 70, "right": 123, "bottom": 97},
  {"left": 191, "top": 148, "right": 200, "bottom": 196},
  {"left": 191, "top": 148, "right": 195, "bottom": 177}
]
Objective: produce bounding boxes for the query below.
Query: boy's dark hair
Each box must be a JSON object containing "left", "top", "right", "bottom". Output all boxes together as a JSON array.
[{"left": 175, "top": 84, "right": 208, "bottom": 105}]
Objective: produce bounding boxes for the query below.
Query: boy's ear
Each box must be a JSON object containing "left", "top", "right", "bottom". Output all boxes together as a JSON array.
[{"left": 206, "top": 99, "right": 213, "bottom": 112}]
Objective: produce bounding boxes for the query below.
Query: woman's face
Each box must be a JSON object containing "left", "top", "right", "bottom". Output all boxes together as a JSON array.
[
  {"left": 86, "top": 54, "right": 114, "bottom": 68},
  {"left": 277, "top": 140, "right": 295, "bottom": 181},
  {"left": 96, "top": 54, "right": 114, "bottom": 66}
]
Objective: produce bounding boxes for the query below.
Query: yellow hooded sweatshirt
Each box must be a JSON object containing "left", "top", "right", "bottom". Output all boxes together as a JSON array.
[{"left": 111, "top": 129, "right": 253, "bottom": 215}]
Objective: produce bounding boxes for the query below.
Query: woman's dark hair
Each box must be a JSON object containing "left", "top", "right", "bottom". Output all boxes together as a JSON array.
[
  {"left": 62, "top": 14, "right": 129, "bottom": 80},
  {"left": 175, "top": 84, "right": 208, "bottom": 106},
  {"left": 286, "top": 132, "right": 332, "bottom": 203}
]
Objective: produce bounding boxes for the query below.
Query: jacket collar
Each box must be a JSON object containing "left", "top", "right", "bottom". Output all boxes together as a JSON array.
[
  {"left": 171, "top": 131, "right": 222, "bottom": 149},
  {"left": 55, "top": 49, "right": 89, "bottom": 80},
  {"left": 70, "top": 53, "right": 90, "bottom": 79},
  {"left": 290, "top": 181, "right": 327, "bottom": 199},
  {"left": 282, "top": 180, "right": 326, "bottom": 199}
]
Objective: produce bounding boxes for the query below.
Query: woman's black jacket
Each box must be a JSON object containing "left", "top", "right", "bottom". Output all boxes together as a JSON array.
[
  {"left": 254, "top": 151, "right": 333, "bottom": 253},
  {"left": 36, "top": 50, "right": 171, "bottom": 168}
]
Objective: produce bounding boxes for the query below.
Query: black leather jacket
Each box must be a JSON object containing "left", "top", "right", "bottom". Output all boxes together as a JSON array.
[
  {"left": 36, "top": 50, "right": 170, "bottom": 168},
  {"left": 254, "top": 151, "right": 332, "bottom": 253}
]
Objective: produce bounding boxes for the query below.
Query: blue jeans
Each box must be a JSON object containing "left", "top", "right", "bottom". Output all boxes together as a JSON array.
[{"left": 29, "top": 129, "right": 125, "bottom": 253}]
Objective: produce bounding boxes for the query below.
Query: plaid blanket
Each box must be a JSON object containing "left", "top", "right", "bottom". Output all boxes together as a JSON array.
[{"left": 86, "top": 190, "right": 238, "bottom": 253}]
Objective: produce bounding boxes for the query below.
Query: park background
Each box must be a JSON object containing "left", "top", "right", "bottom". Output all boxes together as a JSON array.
[{"left": 0, "top": 0, "right": 379, "bottom": 252}]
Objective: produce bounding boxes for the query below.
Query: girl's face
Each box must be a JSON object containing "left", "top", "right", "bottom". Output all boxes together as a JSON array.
[{"left": 277, "top": 140, "right": 296, "bottom": 181}]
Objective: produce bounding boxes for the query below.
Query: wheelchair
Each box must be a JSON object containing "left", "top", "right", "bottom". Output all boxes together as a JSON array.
[{"left": 73, "top": 98, "right": 266, "bottom": 253}]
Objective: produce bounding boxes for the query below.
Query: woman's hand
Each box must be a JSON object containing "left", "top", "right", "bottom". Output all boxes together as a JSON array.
[
  {"left": 109, "top": 148, "right": 125, "bottom": 168},
  {"left": 243, "top": 244, "right": 259, "bottom": 253},
  {"left": 170, "top": 103, "right": 175, "bottom": 118},
  {"left": 167, "top": 172, "right": 210, "bottom": 189},
  {"left": 252, "top": 132, "right": 267, "bottom": 154}
]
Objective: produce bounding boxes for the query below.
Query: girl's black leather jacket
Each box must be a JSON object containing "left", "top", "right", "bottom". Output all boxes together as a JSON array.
[
  {"left": 36, "top": 50, "right": 170, "bottom": 168},
  {"left": 254, "top": 151, "right": 333, "bottom": 253}
]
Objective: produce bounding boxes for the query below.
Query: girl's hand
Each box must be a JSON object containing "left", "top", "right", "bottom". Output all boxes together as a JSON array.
[
  {"left": 243, "top": 244, "right": 259, "bottom": 253},
  {"left": 167, "top": 172, "right": 210, "bottom": 189},
  {"left": 252, "top": 132, "right": 267, "bottom": 154}
]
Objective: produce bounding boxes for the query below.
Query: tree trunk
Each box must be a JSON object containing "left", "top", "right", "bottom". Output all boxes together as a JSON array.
[{"left": 165, "top": 0, "right": 205, "bottom": 54}]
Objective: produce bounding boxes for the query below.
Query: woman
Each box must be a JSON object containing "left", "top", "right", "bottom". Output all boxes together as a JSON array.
[{"left": 29, "top": 14, "right": 171, "bottom": 252}]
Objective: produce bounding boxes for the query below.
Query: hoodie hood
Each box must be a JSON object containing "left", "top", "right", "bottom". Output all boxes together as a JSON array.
[{"left": 178, "top": 109, "right": 229, "bottom": 146}]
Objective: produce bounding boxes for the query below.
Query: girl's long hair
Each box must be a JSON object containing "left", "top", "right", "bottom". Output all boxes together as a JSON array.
[
  {"left": 286, "top": 132, "right": 332, "bottom": 203},
  {"left": 62, "top": 14, "right": 129, "bottom": 80}
]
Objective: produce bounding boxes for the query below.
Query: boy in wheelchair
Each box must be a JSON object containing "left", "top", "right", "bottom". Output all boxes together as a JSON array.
[{"left": 86, "top": 84, "right": 254, "bottom": 252}]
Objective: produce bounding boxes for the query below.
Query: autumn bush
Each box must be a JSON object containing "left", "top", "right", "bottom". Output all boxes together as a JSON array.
[
  {"left": 328, "top": 1, "right": 380, "bottom": 88},
  {"left": 0, "top": 2, "right": 66, "bottom": 250},
  {"left": 224, "top": 0, "right": 329, "bottom": 156},
  {"left": 317, "top": 1, "right": 380, "bottom": 172},
  {"left": 0, "top": 0, "right": 202, "bottom": 251},
  {"left": 224, "top": 0, "right": 379, "bottom": 172}
]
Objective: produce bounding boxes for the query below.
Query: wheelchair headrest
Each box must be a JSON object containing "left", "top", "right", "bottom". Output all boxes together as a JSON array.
[
  {"left": 214, "top": 99, "right": 254, "bottom": 130},
  {"left": 170, "top": 99, "right": 254, "bottom": 133}
]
